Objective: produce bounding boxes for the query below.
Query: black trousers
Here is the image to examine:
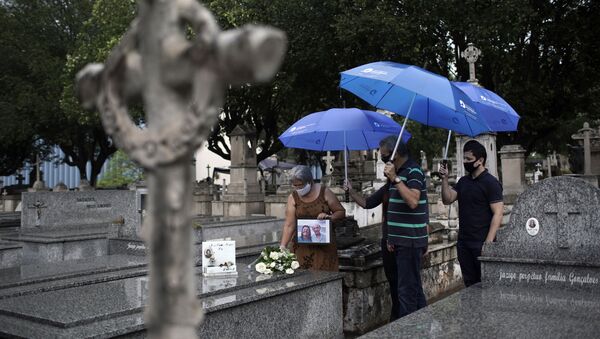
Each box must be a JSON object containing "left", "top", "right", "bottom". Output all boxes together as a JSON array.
[
  {"left": 381, "top": 238, "right": 399, "bottom": 321},
  {"left": 395, "top": 245, "right": 427, "bottom": 318},
  {"left": 457, "top": 240, "right": 483, "bottom": 287}
]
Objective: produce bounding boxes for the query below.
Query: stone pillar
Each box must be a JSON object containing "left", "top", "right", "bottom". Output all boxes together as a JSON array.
[
  {"left": 499, "top": 145, "right": 526, "bottom": 195},
  {"left": 221, "top": 125, "right": 265, "bottom": 216},
  {"left": 455, "top": 133, "right": 498, "bottom": 179}
]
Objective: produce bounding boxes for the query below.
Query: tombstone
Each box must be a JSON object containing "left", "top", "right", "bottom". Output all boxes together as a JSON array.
[
  {"left": 5, "top": 190, "right": 139, "bottom": 265},
  {"left": 192, "top": 180, "right": 213, "bottom": 216},
  {"left": 499, "top": 144, "right": 526, "bottom": 195},
  {"left": 53, "top": 182, "right": 69, "bottom": 192},
  {"left": 570, "top": 122, "right": 600, "bottom": 187},
  {"left": 221, "top": 125, "right": 265, "bottom": 217},
  {"left": 361, "top": 176, "right": 600, "bottom": 338}
]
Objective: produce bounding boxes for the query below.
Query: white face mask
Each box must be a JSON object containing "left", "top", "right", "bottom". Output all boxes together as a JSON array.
[{"left": 296, "top": 183, "right": 311, "bottom": 197}]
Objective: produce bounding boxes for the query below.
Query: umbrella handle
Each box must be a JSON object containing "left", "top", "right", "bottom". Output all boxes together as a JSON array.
[
  {"left": 390, "top": 93, "right": 416, "bottom": 161},
  {"left": 443, "top": 130, "right": 452, "bottom": 160}
]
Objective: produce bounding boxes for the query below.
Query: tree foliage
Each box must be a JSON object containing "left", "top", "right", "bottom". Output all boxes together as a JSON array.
[
  {"left": 58, "top": 0, "right": 138, "bottom": 186},
  {"left": 2, "top": 0, "right": 599, "bottom": 179},
  {"left": 96, "top": 150, "right": 144, "bottom": 188}
]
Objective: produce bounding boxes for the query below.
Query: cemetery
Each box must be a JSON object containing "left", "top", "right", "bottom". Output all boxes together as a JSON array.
[{"left": 0, "top": 0, "right": 599, "bottom": 338}]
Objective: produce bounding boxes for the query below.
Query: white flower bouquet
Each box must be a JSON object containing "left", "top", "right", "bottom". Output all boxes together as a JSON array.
[{"left": 253, "top": 246, "right": 300, "bottom": 275}]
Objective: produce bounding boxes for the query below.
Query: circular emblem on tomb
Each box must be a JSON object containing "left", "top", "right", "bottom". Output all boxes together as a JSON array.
[{"left": 526, "top": 217, "right": 540, "bottom": 236}]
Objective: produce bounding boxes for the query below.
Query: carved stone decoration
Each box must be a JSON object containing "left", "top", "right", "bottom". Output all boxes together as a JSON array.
[{"left": 75, "top": 1, "right": 286, "bottom": 338}]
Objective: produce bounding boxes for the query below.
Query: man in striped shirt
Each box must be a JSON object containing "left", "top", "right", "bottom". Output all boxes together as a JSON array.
[{"left": 345, "top": 135, "right": 428, "bottom": 319}]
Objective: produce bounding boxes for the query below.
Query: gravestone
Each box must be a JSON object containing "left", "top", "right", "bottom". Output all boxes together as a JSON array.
[
  {"left": 360, "top": 176, "right": 600, "bottom": 338},
  {"left": 480, "top": 176, "right": 600, "bottom": 287},
  {"left": 221, "top": 125, "right": 265, "bottom": 217},
  {"left": 499, "top": 144, "right": 526, "bottom": 196},
  {"left": 4, "top": 190, "right": 138, "bottom": 265}
]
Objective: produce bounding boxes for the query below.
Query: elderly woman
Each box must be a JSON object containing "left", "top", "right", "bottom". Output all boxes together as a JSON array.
[{"left": 279, "top": 165, "right": 345, "bottom": 271}]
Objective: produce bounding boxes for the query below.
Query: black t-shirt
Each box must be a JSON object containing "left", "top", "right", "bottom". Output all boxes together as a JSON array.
[{"left": 453, "top": 169, "right": 503, "bottom": 243}]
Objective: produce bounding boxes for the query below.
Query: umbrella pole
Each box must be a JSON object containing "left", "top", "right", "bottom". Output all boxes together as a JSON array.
[
  {"left": 344, "top": 132, "right": 349, "bottom": 203},
  {"left": 390, "top": 93, "right": 416, "bottom": 161},
  {"left": 443, "top": 130, "right": 452, "bottom": 167}
]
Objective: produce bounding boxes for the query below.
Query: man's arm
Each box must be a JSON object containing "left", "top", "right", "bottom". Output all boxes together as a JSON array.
[
  {"left": 439, "top": 163, "right": 457, "bottom": 204},
  {"left": 485, "top": 202, "right": 504, "bottom": 243},
  {"left": 344, "top": 179, "right": 385, "bottom": 209}
]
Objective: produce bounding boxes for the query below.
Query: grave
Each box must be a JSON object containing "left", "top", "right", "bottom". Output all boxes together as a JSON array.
[
  {"left": 2, "top": 190, "right": 138, "bottom": 266},
  {"left": 221, "top": 125, "right": 265, "bottom": 217},
  {"left": 0, "top": 267, "right": 344, "bottom": 338},
  {"left": 360, "top": 176, "right": 600, "bottom": 338}
]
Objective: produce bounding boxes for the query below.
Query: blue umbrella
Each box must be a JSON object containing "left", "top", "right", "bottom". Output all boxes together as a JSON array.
[
  {"left": 279, "top": 108, "right": 411, "bottom": 180},
  {"left": 340, "top": 61, "right": 492, "bottom": 159},
  {"left": 453, "top": 82, "right": 520, "bottom": 132}
]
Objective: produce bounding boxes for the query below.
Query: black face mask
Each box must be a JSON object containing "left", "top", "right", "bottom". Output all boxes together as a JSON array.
[
  {"left": 463, "top": 161, "right": 479, "bottom": 174},
  {"left": 381, "top": 154, "right": 392, "bottom": 163}
]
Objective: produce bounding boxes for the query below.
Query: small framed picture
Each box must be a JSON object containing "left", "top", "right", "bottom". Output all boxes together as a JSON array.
[{"left": 297, "top": 219, "right": 330, "bottom": 244}]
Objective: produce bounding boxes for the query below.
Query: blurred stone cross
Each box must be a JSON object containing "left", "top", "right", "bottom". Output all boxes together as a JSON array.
[{"left": 75, "top": 1, "right": 286, "bottom": 338}]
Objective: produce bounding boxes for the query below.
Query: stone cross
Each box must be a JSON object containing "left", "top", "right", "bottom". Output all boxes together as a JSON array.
[
  {"left": 461, "top": 43, "right": 481, "bottom": 83},
  {"left": 75, "top": 1, "right": 286, "bottom": 338},
  {"left": 322, "top": 151, "right": 335, "bottom": 175},
  {"left": 572, "top": 122, "right": 595, "bottom": 175},
  {"left": 544, "top": 194, "right": 580, "bottom": 248},
  {"left": 27, "top": 200, "right": 47, "bottom": 226}
]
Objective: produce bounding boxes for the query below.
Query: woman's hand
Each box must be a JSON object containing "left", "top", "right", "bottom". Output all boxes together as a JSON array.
[{"left": 317, "top": 212, "right": 331, "bottom": 220}]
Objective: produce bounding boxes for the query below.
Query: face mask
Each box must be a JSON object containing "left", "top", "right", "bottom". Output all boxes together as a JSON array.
[
  {"left": 296, "top": 183, "right": 311, "bottom": 197},
  {"left": 463, "top": 161, "right": 479, "bottom": 174},
  {"left": 381, "top": 154, "right": 392, "bottom": 163}
]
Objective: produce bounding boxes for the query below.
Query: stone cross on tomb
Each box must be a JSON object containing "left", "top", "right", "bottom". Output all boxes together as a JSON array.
[
  {"left": 322, "top": 151, "right": 335, "bottom": 175},
  {"left": 27, "top": 200, "right": 47, "bottom": 226},
  {"left": 461, "top": 43, "right": 481, "bottom": 84},
  {"left": 544, "top": 193, "right": 581, "bottom": 249},
  {"left": 75, "top": 1, "right": 286, "bottom": 338}
]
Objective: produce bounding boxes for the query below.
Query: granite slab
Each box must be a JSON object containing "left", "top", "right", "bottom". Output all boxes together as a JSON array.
[
  {"left": 360, "top": 283, "right": 600, "bottom": 338},
  {"left": 0, "top": 269, "right": 344, "bottom": 338},
  {"left": 0, "top": 254, "right": 147, "bottom": 289}
]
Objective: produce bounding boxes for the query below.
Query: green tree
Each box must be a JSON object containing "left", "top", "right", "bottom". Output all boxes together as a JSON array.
[
  {"left": 58, "top": 0, "right": 138, "bottom": 186},
  {"left": 0, "top": 0, "right": 93, "bottom": 175},
  {"left": 97, "top": 150, "right": 144, "bottom": 188}
]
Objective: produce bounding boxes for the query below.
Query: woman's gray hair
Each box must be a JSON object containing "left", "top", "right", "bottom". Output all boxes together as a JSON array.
[{"left": 289, "top": 165, "right": 314, "bottom": 184}]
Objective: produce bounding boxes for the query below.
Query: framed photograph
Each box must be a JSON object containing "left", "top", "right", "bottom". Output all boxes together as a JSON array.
[
  {"left": 297, "top": 219, "right": 330, "bottom": 244},
  {"left": 202, "top": 240, "right": 237, "bottom": 276}
]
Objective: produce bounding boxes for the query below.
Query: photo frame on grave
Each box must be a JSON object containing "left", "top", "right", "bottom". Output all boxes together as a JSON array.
[
  {"left": 202, "top": 240, "right": 237, "bottom": 276},
  {"left": 297, "top": 219, "right": 330, "bottom": 244}
]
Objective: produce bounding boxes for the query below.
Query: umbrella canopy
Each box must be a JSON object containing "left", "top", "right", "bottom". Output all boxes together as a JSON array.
[
  {"left": 278, "top": 108, "right": 410, "bottom": 151},
  {"left": 453, "top": 82, "right": 520, "bottom": 132},
  {"left": 340, "top": 61, "right": 492, "bottom": 137}
]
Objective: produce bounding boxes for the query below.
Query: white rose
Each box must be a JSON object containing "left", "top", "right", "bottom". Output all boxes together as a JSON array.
[
  {"left": 264, "top": 269, "right": 273, "bottom": 274},
  {"left": 269, "top": 262, "right": 276, "bottom": 268},
  {"left": 291, "top": 261, "right": 300, "bottom": 270},
  {"left": 255, "top": 262, "right": 267, "bottom": 273},
  {"left": 285, "top": 268, "right": 294, "bottom": 274},
  {"left": 269, "top": 252, "right": 280, "bottom": 260}
]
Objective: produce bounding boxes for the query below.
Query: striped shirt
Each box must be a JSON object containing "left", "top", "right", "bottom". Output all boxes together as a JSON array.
[{"left": 386, "top": 159, "right": 428, "bottom": 248}]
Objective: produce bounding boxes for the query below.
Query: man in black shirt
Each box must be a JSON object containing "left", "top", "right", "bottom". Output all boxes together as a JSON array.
[{"left": 439, "top": 140, "right": 503, "bottom": 287}]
